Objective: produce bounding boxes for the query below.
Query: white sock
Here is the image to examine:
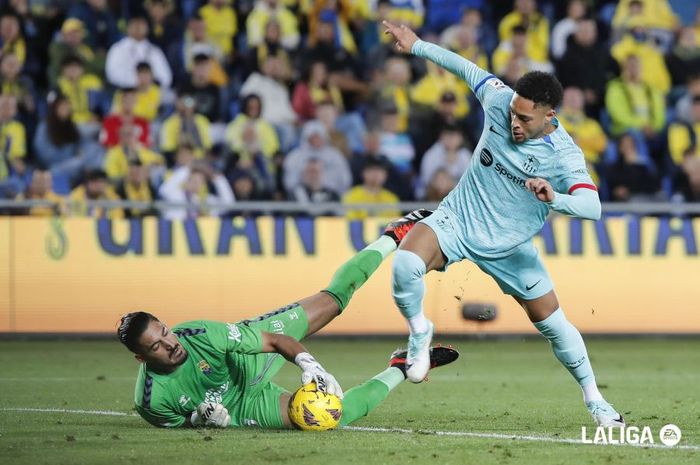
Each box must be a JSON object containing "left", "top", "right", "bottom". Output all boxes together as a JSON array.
[
  {"left": 582, "top": 382, "right": 604, "bottom": 402},
  {"left": 365, "top": 235, "right": 397, "bottom": 258},
  {"left": 408, "top": 313, "right": 429, "bottom": 334},
  {"left": 373, "top": 367, "right": 406, "bottom": 390}
]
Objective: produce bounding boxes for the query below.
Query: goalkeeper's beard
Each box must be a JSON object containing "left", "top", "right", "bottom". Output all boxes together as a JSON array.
[
  {"left": 169, "top": 345, "right": 188, "bottom": 364},
  {"left": 149, "top": 346, "right": 189, "bottom": 373}
]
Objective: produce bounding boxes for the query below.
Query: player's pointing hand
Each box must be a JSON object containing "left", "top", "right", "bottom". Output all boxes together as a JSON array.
[
  {"left": 526, "top": 178, "right": 555, "bottom": 202},
  {"left": 382, "top": 20, "right": 419, "bottom": 54}
]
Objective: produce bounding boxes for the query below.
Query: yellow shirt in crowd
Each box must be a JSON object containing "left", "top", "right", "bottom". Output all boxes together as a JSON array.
[
  {"left": 343, "top": 186, "right": 400, "bottom": 220},
  {"left": 498, "top": 11, "right": 550, "bottom": 63},
  {"left": 0, "top": 121, "right": 26, "bottom": 180},
  {"left": 199, "top": 3, "right": 238, "bottom": 56},
  {"left": 612, "top": 0, "right": 678, "bottom": 31},
  {"left": 2, "top": 38, "right": 26, "bottom": 66},
  {"left": 246, "top": 4, "right": 299, "bottom": 48},
  {"left": 68, "top": 185, "right": 124, "bottom": 219},
  {"left": 225, "top": 114, "right": 280, "bottom": 160},
  {"left": 17, "top": 191, "right": 65, "bottom": 216},
  {"left": 104, "top": 146, "right": 164, "bottom": 181},
  {"left": 112, "top": 85, "right": 161, "bottom": 122},
  {"left": 611, "top": 34, "right": 671, "bottom": 95},
  {"left": 160, "top": 114, "right": 212, "bottom": 158},
  {"left": 667, "top": 122, "right": 700, "bottom": 165},
  {"left": 58, "top": 74, "right": 102, "bottom": 124},
  {"left": 379, "top": 85, "right": 410, "bottom": 132},
  {"left": 411, "top": 63, "right": 470, "bottom": 118},
  {"left": 558, "top": 111, "right": 608, "bottom": 165}
]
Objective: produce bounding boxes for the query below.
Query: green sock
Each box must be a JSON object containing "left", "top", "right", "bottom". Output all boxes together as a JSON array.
[
  {"left": 339, "top": 367, "right": 405, "bottom": 426},
  {"left": 323, "top": 236, "right": 396, "bottom": 311}
]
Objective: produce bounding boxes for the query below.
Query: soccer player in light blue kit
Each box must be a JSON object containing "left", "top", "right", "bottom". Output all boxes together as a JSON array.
[{"left": 383, "top": 21, "right": 624, "bottom": 427}]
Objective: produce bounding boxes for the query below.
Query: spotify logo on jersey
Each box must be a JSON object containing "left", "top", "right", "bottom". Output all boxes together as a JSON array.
[{"left": 480, "top": 148, "right": 493, "bottom": 167}]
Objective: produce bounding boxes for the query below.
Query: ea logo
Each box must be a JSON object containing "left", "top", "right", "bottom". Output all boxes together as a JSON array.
[
  {"left": 659, "top": 424, "right": 681, "bottom": 446},
  {"left": 480, "top": 148, "right": 493, "bottom": 167}
]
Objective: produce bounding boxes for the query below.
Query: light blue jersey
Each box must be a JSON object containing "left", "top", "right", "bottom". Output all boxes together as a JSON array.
[{"left": 412, "top": 40, "right": 597, "bottom": 260}]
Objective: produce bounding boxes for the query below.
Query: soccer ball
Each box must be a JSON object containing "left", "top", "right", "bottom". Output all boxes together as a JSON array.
[{"left": 288, "top": 382, "right": 343, "bottom": 431}]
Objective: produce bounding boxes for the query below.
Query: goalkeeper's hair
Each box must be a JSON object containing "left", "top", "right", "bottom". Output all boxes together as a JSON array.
[
  {"left": 514, "top": 71, "right": 563, "bottom": 110},
  {"left": 117, "top": 311, "right": 159, "bottom": 353}
]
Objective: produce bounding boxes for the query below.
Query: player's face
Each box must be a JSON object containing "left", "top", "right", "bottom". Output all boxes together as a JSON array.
[
  {"left": 509, "top": 94, "right": 555, "bottom": 143},
  {"left": 135, "top": 320, "right": 188, "bottom": 370}
]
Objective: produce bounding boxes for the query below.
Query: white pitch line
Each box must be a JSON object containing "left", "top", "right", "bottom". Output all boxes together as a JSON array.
[
  {"left": 1, "top": 407, "right": 697, "bottom": 452},
  {"left": 0, "top": 407, "right": 138, "bottom": 417},
  {"left": 0, "top": 377, "right": 134, "bottom": 382},
  {"left": 344, "top": 426, "right": 700, "bottom": 451}
]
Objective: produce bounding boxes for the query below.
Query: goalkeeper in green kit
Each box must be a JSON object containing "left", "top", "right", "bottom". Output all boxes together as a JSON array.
[{"left": 117, "top": 210, "right": 458, "bottom": 429}]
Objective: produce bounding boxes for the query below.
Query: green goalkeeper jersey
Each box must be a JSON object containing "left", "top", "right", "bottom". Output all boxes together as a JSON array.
[{"left": 134, "top": 319, "right": 268, "bottom": 428}]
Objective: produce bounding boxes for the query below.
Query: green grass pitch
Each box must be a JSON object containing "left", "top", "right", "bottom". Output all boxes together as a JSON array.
[{"left": 0, "top": 338, "right": 698, "bottom": 465}]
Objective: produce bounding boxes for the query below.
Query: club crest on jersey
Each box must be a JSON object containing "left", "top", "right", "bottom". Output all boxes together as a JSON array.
[
  {"left": 199, "top": 360, "right": 212, "bottom": 375},
  {"left": 488, "top": 78, "right": 505, "bottom": 90},
  {"left": 522, "top": 155, "right": 540, "bottom": 174}
]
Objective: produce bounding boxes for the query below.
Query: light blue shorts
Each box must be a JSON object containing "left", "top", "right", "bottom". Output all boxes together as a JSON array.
[{"left": 420, "top": 206, "right": 554, "bottom": 300}]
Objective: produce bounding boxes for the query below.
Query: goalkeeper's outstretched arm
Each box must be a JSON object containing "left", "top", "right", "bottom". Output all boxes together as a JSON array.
[
  {"left": 382, "top": 20, "right": 493, "bottom": 92},
  {"left": 261, "top": 332, "right": 344, "bottom": 398}
]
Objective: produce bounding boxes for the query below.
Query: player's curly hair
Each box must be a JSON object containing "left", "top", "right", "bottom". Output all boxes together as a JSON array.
[
  {"left": 514, "top": 71, "right": 564, "bottom": 109},
  {"left": 117, "top": 312, "right": 158, "bottom": 353}
]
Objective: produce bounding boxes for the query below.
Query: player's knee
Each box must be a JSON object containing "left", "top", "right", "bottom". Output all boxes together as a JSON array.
[{"left": 392, "top": 250, "right": 427, "bottom": 293}]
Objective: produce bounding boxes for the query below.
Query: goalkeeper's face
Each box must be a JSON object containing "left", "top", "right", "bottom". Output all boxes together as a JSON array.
[{"left": 135, "top": 320, "right": 188, "bottom": 370}]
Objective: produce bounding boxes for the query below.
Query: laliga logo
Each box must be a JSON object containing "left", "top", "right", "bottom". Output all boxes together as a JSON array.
[{"left": 581, "top": 424, "right": 681, "bottom": 446}]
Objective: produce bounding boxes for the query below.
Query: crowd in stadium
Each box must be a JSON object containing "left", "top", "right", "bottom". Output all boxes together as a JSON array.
[{"left": 0, "top": 0, "right": 699, "bottom": 218}]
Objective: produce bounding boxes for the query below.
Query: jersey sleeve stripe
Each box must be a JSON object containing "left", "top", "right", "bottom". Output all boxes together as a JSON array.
[
  {"left": 173, "top": 328, "right": 206, "bottom": 337},
  {"left": 568, "top": 183, "right": 598, "bottom": 195},
  {"left": 473, "top": 74, "right": 496, "bottom": 93},
  {"left": 142, "top": 375, "right": 153, "bottom": 409}
]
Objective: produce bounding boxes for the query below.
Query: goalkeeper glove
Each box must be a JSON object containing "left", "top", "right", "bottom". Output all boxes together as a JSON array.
[
  {"left": 190, "top": 402, "right": 231, "bottom": 428},
  {"left": 294, "top": 352, "right": 344, "bottom": 399}
]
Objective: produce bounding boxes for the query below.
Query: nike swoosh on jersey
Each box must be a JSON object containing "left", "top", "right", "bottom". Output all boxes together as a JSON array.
[
  {"left": 489, "top": 125, "right": 503, "bottom": 136},
  {"left": 525, "top": 280, "right": 541, "bottom": 291}
]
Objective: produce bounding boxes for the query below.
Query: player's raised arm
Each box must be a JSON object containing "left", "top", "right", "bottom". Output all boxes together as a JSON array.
[{"left": 382, "top": 21, "right": 494, "bottom": 96}]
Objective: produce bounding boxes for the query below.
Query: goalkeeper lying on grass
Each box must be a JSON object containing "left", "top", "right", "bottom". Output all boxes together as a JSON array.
[{"left": 117, "top": 210, "right": 458, "bottom": 429}]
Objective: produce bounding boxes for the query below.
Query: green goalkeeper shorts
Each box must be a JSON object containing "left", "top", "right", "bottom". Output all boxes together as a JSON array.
[{"left": 233, "top": 303, "right": 309, "bottom": 428}]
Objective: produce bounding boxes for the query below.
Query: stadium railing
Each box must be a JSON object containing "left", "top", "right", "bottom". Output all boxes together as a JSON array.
[{"left": 2, "top": 200, "right": 700, "bottom": 216}]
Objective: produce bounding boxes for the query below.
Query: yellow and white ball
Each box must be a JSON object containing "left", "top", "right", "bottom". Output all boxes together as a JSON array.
[{"left": 288, "top": 382, "right": 343, "bottom": 431}]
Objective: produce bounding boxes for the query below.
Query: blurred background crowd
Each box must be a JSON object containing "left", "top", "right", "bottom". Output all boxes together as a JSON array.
[{"left": 0, "top": 0, "right": 699, "bottom": 219}]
